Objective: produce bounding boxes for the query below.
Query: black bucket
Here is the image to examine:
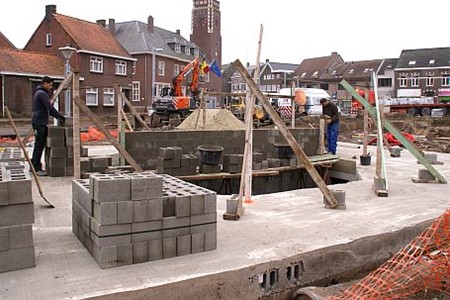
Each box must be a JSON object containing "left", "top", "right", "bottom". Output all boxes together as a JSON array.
[
  {"left": 360, "top": 155, "right": 371, "bottom": 166},
  {"left": 197, "top": 145, "right": 224, "bottom": 165},
  {"left": 274, "top": 143, "right": 294, "bottom": 159}
]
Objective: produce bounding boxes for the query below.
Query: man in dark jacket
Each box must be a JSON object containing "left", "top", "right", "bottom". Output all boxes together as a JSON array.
[
  {"left": 320, "top": 98, "right": 339, "bottom": 155},
  {"left": 31, "top": 76, "right": 65, "bottom": 176}
]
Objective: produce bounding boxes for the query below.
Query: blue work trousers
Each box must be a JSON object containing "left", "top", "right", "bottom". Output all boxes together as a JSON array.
[{"left": 326, "top": 121, "right": 339, "bottom": 155}]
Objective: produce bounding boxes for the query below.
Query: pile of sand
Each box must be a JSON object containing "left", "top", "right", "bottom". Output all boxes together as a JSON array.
[{"left": 177, "top": 109, "right": 245, "bottom": 130}]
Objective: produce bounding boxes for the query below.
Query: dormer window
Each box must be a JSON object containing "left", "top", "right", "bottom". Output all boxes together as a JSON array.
[
  {"left": 185, "top": 47, "right": 190, "bottom": 55},
  {"left": 349, "top": 69, "right": 354, "bottom": 73},
  {"left": 429, "top": 59, "right": 435, "bottom": 65},
  {"left": 312, "top": 71, "right": 318, "bottom": 76},
  {"left": 408, "top": 61, "right": 416, "bottom": 66},
  {"left": 301, "top": 72, "right": 306, "bottom": 77},
  {"left": 194, "top": 49, "right": 199, "bottom": 57},
  {"left": 175, "top": 44, "right": 181, "bottom": 53}
]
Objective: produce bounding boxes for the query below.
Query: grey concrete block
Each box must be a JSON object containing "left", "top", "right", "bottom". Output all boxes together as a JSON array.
[
  {"left": 91, "top": 233, "right": 131, "bottom": 247},
  {"left": 177, "top": 235, "right": 191, "bottom": 256},
  {"left": 0, "top": 181, "right": 9, "bottom": 206},
  {"left": 128, "top": 173, "right": 163, "bottom": 200},
  {"left": 190, "top": 193, "right": 205, "bottom": 216},
  {"left": 162, "top": 227, "right": 190, "bottom": 239},
  {"left": 131, "top": 231, "right": 161, "bottom": 243},
  {"left": 133, "top": 241, "right": 148, "bottom": 263},
  {"left": 93, "top": 202, "right": 118, "bottom": 226},
  {"left": 162, "top": 216, "right": 190, "bottom": 230},
  {"left": 91, "top": 174, "right": 131, "bottom": 203},
  {"left": 9, "top": 225, "right": 34, "bottom": 249},
  {"left": 175, "top": 193, "right": 191, "bottom": 217},
  {"left": 204, "top": 192, "right": 217, "bottom": 214},
  {"left": 148, "top": 239, "right": 162, "bottom": 261},
  {"left": 205, "top": 230, "right": 217, "bottom": 251},
  {"left": 131, "top": 221, "right": 162, "bottom": 233},
  {"left": 46, "top": 136, "right": 65, "bottom": 147},
  {"left": 117, "top": 244, "right": 133, "bottom": 266},
  {"left": 191, "top": 223, "right": 217, "bottom": 235},
  {"left": 418, "top": 169, "right": 435, "bottom": 181},
  {"left": 92, "top": 244, "right": 117, "bottom": 269},
  {"left": 0, "top": 246, "right": 36, "bottom": 273},
  {"left": 133, "top": 200, "right": 148, "bottom": 223},
  {"left": 117, "top": 201, "right": 133, "bottom": 224},
  {"left": 148, "top": 198, "right": 163, "bottom": 221},
  {"left": 5, "top": 172, "right": 32, "bottom": 205},
  {"left": 50, "top": 147, "right": 67, "bottom": 158},
  {"left": 48, "top": 126, "right": 65, "bottom": 137},
  {"left": 191, "top": 213, "right": 217, "bottom": 226},
  {"left": 0, "top": 203, "right": 34, "bottom": 227},
  {"left": 0, "top": 227, "right": 9, "bottom": 251},
  {"left": 163, "top": 196, "right": 176, "bottom": 217},
  {"left": 159, "top": 147, "right": 174, "bottom": 159},
  {"left": 162, "top": 237, "right": 176, "bottom": 258},
  {"left": 191, "top": 233, "right": 204, "bottom": 254},
  {"left": 90, "top": 218, "right": 131, "bottom": 237}
]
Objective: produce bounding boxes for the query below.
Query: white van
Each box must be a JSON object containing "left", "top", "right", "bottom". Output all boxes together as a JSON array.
[{"left": 277, "top": 88, "right": 331, "bottom": 115}]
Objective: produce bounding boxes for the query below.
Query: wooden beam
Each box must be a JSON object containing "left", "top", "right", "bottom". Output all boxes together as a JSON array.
[
  {"left": 72, "top": 95, "right": 143, "bottom": 172},
  {"left": 72, "top": 71, "right": 81, "bottom": 179},
  {"left": 51, "top": 72, "right": 73, "bottom": 105},
  {"left": 114, "top": 86, "right": 150, "bottom": 130},
  {"left": 340, "top": 79, "right": 447, "bottom": 184},
  {"left": 121, "top": 110, "right": 134, "bottom": 132},
  {"left": 234, "top": 59, "right": 339, "bottom": 208}
]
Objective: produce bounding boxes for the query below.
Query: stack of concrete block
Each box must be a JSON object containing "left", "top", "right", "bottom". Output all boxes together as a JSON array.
[
  {"left": 72, "top": 172, "right": 217, "bottom": 269},
  {"left": 0, "top": 148, "right": 24, "bottom": 162},
  {"left": 45, "top": 118, "right": 74, "bottom": 177},
  {"left": 0, "top": 165, "right": 35, "bottom": 273},
  {"left": 157, "top": 147, "right": 198, "bottom": 176},
  {"left": 222, "top": 154, "right": 243, "bottom": 173}
]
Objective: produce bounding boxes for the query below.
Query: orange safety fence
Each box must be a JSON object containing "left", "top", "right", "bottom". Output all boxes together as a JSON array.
[
  {"left": 368, "top": 132, "right": 415, "bottom": 147},
  {"left": 329, "top": 207, "right": 449, "bottom": 300},
  {"left": 80, "top": 126, "right": 119, "bottom": 142}
]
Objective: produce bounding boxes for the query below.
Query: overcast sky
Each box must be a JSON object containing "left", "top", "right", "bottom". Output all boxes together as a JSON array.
[{"left": 1, "top": 0, "right": 449, "bottom": 65}]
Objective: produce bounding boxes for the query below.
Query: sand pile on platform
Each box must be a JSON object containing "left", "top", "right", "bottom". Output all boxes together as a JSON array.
[{"left": 177, "top": 109, "right": 245, "bottom": 130}]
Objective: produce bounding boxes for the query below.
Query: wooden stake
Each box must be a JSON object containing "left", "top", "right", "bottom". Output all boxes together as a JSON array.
[
  {"left": 114, "top": 86, "right": 150, "bottom": 130},
  {"left": 72, "top": 72, "right": 81, "bottom": 179},
  {"left": 234, "top": 59, "right": 339, "bottom": 208},
  {"left": 318, "top": 118, "right": 325, "bottom": 155},
  {"left": 121, "top": 110, "right": 134, "bottom": 132}
]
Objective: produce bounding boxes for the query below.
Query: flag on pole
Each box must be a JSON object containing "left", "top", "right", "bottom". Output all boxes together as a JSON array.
[
  {"left": 201, "top": 59, "right": 210, "bottom": 74},
  {"left": 209, "top": 59, "right": 222, "bottom": 78}
]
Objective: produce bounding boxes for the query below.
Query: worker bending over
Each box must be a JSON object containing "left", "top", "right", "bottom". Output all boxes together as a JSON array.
[{"left": 320, "top": 98, "right": 339, "bottom": 155}]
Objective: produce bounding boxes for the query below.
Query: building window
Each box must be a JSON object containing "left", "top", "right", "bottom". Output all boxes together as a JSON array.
[
  {"left": 115, "top": 60, "right": 127, "bottom": 75},
  {"left": 408, "top": 61, "right": 416, "bottom": 66},
  {"left": 158, "top": 61, "right": 165, "bottom": 76},
  {"left": 175, "top": 44, "right": 181, "bottom": 53},
  {"left": 271, "top": 84, "right": 276, "bottom": 91},
  {"left": 399, "top": 77, "right": 408, "bottom": 87},
  {"left": 194, "top": 49, "right": 199, "bottom": 57},
  {"left": 132, "top": 82, "right": 140, "bottom": 101},
  {"left": 185, "top": 47, "right": 190, "bottom": 55},
  {"left": 86, "top": 88, "right": 98, "bottom": 106},
  {"left": 312, "top": 71, "right": 318, "bottom": 77},
  {"left": 301, "top": 72, "right": 306, "bottom": 77},
  {"left": 90, "top": 56, "right": 103, "bottom": 73},
  {"left": 45, "top": 33, "right": 52, "bottom": 46},
  {"left": 411, "top": 74, "right": 419, "bottom": 87},
  {"left": 103, "top": 88, "right": 114, "bottom": 106},
  {"left": 320, "top": 83, "right": 329, "bottom": 90},
  {"left": 442, "top": 73, "right": 450, "bottom": 86},
  {"left": 174, "top": 64, "right": 180, "bottom": 77},
  {"left": 426, "top": 76, "right": 434, "bottom": 87},
  {"left": 378, "top": 78, "right": 392, "bottom": 87}
]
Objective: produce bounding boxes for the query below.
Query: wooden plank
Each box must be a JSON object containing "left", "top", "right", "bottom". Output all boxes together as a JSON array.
[
  {"left": 121, "top": 110, "right": 134, "bottom": 132},
  {"left": 234, "top": 59, "right": 339, "bottom": 208},
  {"left": 72, "top": 72, "right": 81, "bottom": 179},
  {"left": 317, "top": 118, "right": 325, "bottom": 155},
  {"left": 114, "top": 86, "right": 150, "bottom": 130},
  {"left": 340, "top": 79, "right": 447, "bottom": 184},
  {"left": 72, "top": 95, "right": 143, "bottom": 172}
]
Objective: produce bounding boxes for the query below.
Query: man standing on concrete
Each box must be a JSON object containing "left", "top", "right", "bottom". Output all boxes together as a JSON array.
[
  {"left": 320, "top": 98, "right": 339, "bottom": 155},
  {"left": 31, "top": 76, "right": 65, "bottom": 176}
]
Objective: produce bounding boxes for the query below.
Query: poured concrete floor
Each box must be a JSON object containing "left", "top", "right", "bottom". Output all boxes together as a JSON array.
[{"left": 0, "top": 142, "right": 449, "bottom": 299}]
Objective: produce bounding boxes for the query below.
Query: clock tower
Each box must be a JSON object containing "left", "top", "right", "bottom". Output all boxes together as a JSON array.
[{"left": 191, "top": 0, "right": 222, "bottom": 92}]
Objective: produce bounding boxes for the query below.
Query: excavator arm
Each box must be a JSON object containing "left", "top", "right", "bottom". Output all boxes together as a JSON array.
[{"left": 173, "top": 57, "right": 200, "bottom": 97}]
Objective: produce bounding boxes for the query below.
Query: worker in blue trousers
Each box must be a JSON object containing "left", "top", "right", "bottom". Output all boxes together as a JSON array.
[{"left": 320, "top": 98, "right": 340, "bottom": 155}]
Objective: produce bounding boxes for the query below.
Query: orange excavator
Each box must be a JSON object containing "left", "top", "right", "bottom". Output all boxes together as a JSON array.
[{"left": 150, "top": 57, "right": 200, "bottom": 127}]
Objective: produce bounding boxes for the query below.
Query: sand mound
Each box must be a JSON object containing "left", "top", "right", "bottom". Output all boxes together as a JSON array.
[{"left": 177, "top": 109, "right": 245, "bottom": 130}]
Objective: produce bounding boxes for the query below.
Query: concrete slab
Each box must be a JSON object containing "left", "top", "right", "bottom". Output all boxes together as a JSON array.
[{"left": 0, "top": 142, "right": 448, "bottom": 299}]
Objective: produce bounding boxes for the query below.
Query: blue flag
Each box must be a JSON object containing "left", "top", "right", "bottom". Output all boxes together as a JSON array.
[{"left": 209, "top": 59, "right": 222, "bottom": 78}]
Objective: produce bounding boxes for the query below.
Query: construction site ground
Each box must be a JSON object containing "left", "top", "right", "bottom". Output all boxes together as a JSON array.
[{"left": 0, "top": 140, "right": 448, "bottom": 299}]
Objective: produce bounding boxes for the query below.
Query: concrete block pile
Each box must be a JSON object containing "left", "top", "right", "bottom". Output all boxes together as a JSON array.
[
  {"left": 0, "top": 164, "right": 35, "bottom": 273},
  {"left": 72, "top": 172, "right": 217, "bottom": 269},
  {"left": 156, "top": 147, "right": 198, "bottom": 176},
  {"left": 0, "top": 148, "right": 24, "bottom": 162},
  {"left": 45, "top": 119, "right": 74, "bottom": 177}
]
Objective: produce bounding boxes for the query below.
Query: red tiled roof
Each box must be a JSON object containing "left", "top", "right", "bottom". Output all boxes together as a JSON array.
[
  {"left": 54, "top": 14, "right": 131, "bottom": 58},
  {"left": 0, "top": 31, "right": 16, "bottom": 49},
  {"left": 0, "top": 48, "right": 63, "bottom": 77}
]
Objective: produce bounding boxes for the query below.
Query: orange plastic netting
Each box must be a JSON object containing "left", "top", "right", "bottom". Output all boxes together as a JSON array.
[
  {"left": 329, "top": 207, "right": 449, "bottom": 300},
  {"left": 80, "top": 126, "right": 118, "bottom": 142}
]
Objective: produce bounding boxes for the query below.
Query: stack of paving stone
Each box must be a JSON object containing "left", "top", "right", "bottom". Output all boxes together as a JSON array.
[
  {"left": 0, "top": 164, "right": 35, "bottom": 273},
  {"left": 45, "top": 118, "right": 74, "bottom": 177},
  {"left": 156, "top": 147, "right": 198, "bottom": 176},
  {"left": 72, "top": 172, "right": 217, "bottom": 269}
]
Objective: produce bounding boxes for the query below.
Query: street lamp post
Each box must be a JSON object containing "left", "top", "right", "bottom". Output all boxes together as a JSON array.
[
  {"left": 151, "top": 47, "right": 163, "bottom": 108},
  {"left": 59, "top": 45, "right": 76, "bottom": 116}
]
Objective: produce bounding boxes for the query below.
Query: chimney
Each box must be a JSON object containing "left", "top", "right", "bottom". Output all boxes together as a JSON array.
[
  {"left": 96, "top": 19, "right": 106, "bottom": 27},
  {"left": 246, "top": 62, "right": 250, "bottom": 67},
  {"left": 148, "top": 16, "right": 154, "bottom": 33},
  {"left": 109, "top": 19, "right": 116, "bottom": 34},
  {"left": 45, "top": 5, "right": 56, "bottom": 22},
  {"left": 266, "top": 59, "right": 269, "bottom": 63},
  {"left": 176, "top": 29, "right": 181, "bottom": 35}
]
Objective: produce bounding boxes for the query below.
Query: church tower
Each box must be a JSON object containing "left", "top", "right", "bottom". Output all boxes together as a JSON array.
[{"left": 190, "top": 0, "right": 222, "bottom": 92}]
